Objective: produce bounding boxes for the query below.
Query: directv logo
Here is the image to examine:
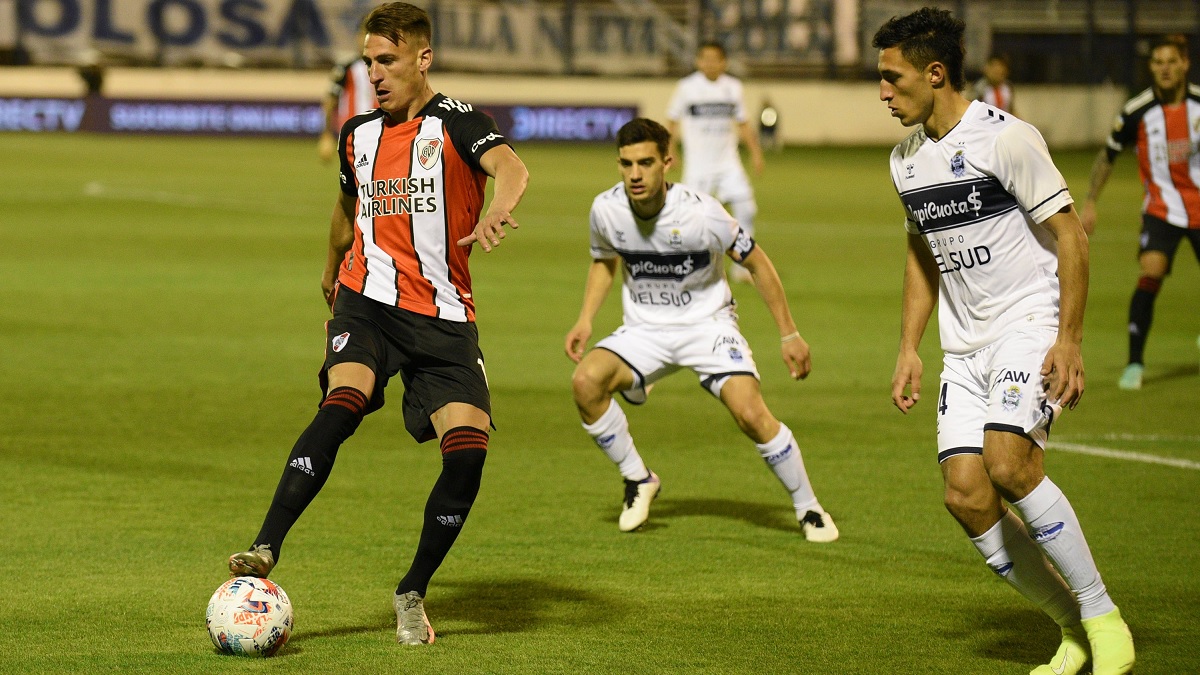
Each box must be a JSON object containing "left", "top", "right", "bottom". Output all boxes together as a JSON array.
[
  {"left": 437, "top": 515, "right": 464, "bottom": 527},
  {"left": 764, "top": 445, "right": 793, "bottom": 466},
  {"left": 597, "top": 434, "right": 616, "bottom": 449},
  {"left": 989, "top": 562, "right": 1014, "bottom": 577},
  {"left": 289, "top": 457, "right": 315, "bottom": 476}
]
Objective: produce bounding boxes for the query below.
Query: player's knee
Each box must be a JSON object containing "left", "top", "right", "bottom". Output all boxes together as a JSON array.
[
  {"left": 943, "top": 484, "right": 990, "bottom": 522},
  {"left": 984, "top": 459, "right": 1040, "bottom": 502},
  {"left": 571, "top": 364, "right": 611, "bottom": 407}
]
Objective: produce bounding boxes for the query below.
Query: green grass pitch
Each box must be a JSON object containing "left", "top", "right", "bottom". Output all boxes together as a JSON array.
[{"left": 0, "top": 133, "right": 1196, "bottom": 674}]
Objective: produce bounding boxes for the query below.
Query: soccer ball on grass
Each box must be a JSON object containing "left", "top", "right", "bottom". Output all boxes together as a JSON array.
[{"left": 206, "top": 576, "right": 293, "bottom": 657}]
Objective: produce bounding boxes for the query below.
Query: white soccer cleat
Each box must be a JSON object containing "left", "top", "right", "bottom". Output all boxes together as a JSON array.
[
  {"left": 394, "top": 590, "right": 436, "bottom": 645},
  {"left": 799, "top": 510, "right": 839, "bottom": 543},
  {"left": 1117, "top": 363, "right": 1143, "bottom": 390},
  {"left": 618, "top": 472, "right": 660, "bottom": 532}
]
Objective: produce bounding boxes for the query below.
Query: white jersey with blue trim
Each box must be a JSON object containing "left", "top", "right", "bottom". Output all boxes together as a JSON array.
[
  {"left": 589, "top": 182, "right": 755, "bottom": 327},
  {"left": 667, "top": 72, "right": 747, "bottom": 172},
  {"left": 889, "top": 101, "right": 1074, "bottom": 355}
]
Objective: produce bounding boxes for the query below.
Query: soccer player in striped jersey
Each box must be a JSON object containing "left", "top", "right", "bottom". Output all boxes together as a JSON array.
[
  {"left": 318, "top": 53, "right": 377, "bottom": 162},
  {"left": 565, "top": 118, "right": 837, "bottom": 543},
  {"left": 876, "top": 8, "right": 1133, "bottom": 675},
  {"left": 229, "top": 1, "right": 528, "bottom": 647},
  {"left": 1080, "top": 34, "right": 1200, "bottom": 390}
]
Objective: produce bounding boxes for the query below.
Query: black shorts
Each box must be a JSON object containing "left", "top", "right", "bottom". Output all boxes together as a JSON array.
[
  {"left": 319, "top": 287, "right": 491, "bottom": 443},
  {"left": 1139, "top": 214, "right": 1200, "bottom": 273}
]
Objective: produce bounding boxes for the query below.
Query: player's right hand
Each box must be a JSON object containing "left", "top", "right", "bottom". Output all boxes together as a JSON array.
[
  {"left": 891, "top": 351, "right": 923, "bottom": 414},
  {"left": 564, "top": 321, "right": 592, "bottom": 363}
]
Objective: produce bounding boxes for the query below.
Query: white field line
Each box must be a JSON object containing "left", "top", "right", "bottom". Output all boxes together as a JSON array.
[{"left": 1048, "top": 442, "right": 1200, "bottom": 470}]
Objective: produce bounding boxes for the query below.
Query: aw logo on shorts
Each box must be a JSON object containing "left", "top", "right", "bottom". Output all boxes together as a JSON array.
[
  {"left": 416, "top": 138, "right": 443, "bottom": 170},
  {"left": 331, "top": 332, "right": 351, "bottom": 353},
  {"left": 1001, "top": 385, "right": 1022, "bottom": 411}
]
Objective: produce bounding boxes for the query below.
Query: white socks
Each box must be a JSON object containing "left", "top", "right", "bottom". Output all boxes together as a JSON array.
[
  {"left": 582, "top": 399, "right": 649, "bottom": 481},
  {"left": 970, "top": 509, "right": 1081, "bottom": 628},
  {"left": 756, "top": 423, "right": 820, "bottom": 515},
  {"left": 1011, "top": 477, "right": 1117, "bottom": 620}
]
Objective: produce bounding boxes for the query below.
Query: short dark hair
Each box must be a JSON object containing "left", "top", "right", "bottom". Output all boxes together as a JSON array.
[
  {"left": 616, "top": 118, "right": 671, "bottom": 158},
  {"left": 872, "top": 7, "right": 966, "bottom": 91},
  {"left": 698, "top": 40, "right": 726, "bottom": 58},
  {"left": 1151, "top": 34, "right": 1189, "bottom": 58},
  {"left": 364, "top": 2, "right": 432, "bottom": 47}
]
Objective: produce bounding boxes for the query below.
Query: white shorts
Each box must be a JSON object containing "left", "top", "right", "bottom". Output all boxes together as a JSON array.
[
  {"left": 684, "top": 167, "right": 754, "bottom": 205},
  {"left": 935, "top": 328, "right": 1061, "bottom": 463},
  {"left": 595, "top": 318, "right": 760, "bottom": 404}
]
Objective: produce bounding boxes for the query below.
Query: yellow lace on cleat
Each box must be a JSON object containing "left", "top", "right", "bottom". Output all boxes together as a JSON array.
[
  {"left": 1082, "top": 607, "right": 1135, "bottom": 675},
  {"left": 1030, "top": 624, "right": 1089, "bottom": 675}
]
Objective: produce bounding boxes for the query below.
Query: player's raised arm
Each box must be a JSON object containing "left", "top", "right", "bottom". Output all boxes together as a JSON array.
[
  {"left": 565, "top": 257, "right": 619, "bottom": 363},
  {"left": 459, "top": 144, "right": 529, "bottom": 251},
  {"left": 736, "top": 245, "right": 810, "bottom": 380},
  {"left": 322, "top": 190, "right": 357, "bottom": 307},
  {"left": 892, "top": 232, "right": 938, "bottom": 413}
]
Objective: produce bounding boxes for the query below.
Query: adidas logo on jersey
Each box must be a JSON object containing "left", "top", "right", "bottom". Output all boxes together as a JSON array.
[
  {"left": 289, "top": 457, "right": 316, "bottom": 476},
  {"left": 355, "top": 154, "right": 369, "bottom": 168},
  {"left": 437, "top": 514, "right": 464, "bottom": 527}
]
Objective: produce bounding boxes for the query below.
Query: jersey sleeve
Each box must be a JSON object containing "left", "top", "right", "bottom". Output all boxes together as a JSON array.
[
  {"left": 445, "top": 109, "right": 509, "bottom": 173},
  {"left": 994, "top": 122, "right": 1072, "bottom": 224},
  {"left": 1104, "top": 107, "right": 1138, "bottom": 162},
  {"left": 888, "top": 148, "right": 920, "bottom": 233},
  {"left": 338, "top": 119, "right": 356, "bottom": 196},
  {"left": 732, "top": 79, "right": 748, "bottom": 123},
  {"left": 588, "top": 203, "right": 618, "bottom": 260},
  {"left": 666, "top": 81, "right": 686, "bottom": 122},
  {"left": 328, "top": 61, "right": 349, "bottom": 98}
]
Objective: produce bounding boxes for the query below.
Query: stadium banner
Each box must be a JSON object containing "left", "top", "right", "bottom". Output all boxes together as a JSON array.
[
  {"left": 0, "top": 95, "right": 636, "bottom": 140},
  {"left": 11, "top": 0, "right": 851, "bottom": 73}
]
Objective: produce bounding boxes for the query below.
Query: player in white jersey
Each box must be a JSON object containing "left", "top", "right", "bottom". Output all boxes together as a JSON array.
[
  {"left": 875, "top": 8, "right": 1133, "bottom": 675},
  {"left": 667, "top": 42, "right": 765, "bottom": 282},
  {"left": 564, "top": 118, "right": 837, "bottom": 542}
]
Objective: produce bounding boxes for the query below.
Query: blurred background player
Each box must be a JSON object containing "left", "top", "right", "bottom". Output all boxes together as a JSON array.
[
  {"left": 877, "top": 8, "right": 1134, "bottom": 675},
  {"left": 565, "top": 117, "right": 837, "bottom": 542},
  {"left": 667, "top": 41, "right": 765, "bottom": 283},
  {"left": 228, "top": 1, "right": 529, "bottom": 647},
  {"left": 971, "top": 53, "right": 1016, "bottom": 114},
  {"left": 317, "top": 47, "right": 377, "bottom": 162},
  {"left": 1080, "top": 34, "right": 1200, "bottom": 390}
]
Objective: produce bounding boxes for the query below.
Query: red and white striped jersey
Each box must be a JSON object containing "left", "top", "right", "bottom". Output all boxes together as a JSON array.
[
  {"left": 971, "top": 77, "right": 1014, "bottom": 113},
  {"left": 337, "top": 94, "right": 509, "bottom": 322},
  {"left": 329, "top": 58, "right": 377, "bottom": 131},
  {"left": 1106, "top": 84, "right": 1200, "bottom": 228}
]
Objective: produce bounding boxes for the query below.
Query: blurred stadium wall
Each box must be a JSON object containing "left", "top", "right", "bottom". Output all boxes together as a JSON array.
[{"left": 0, "top": 0, "right": 1194, "bottom": 147}]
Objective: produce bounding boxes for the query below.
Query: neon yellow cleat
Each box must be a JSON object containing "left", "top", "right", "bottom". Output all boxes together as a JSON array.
[
  {"left": 1030, "top": 624, "right": 1089, "bottom": 675},
  {"left": 1082, "top": 607, "right": 1135, "bottom": 675}
]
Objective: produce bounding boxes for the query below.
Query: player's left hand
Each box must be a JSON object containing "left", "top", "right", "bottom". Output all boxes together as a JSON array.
[
  {"left": 781, "top": 335, "right": 811, "bottom": 380},
  {"left": 458, "top": 211, "right": 520, "bottom": 252},
  {"left": 1041, "top": 340, "right": 1085, "bottom": 410}
]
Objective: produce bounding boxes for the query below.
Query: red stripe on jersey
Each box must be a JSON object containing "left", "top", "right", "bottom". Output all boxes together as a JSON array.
[
  {"left": 992, "top": 86, "right": 1007, "bottom": 113},
  {"left": 1137, "top": 120, "right": 1169, "bottom": 222},
  {"left": 1163, "top": 103, "right": 1200, "bottom": 226},
  {"left": 439, "top": 132, "right": 487, "bottom": 320},
  {"left": 337, "top": 113, "right": 486, "bottom": 321}
]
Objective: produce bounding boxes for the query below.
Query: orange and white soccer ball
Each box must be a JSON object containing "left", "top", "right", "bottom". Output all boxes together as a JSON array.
[{"left": 206, "top": 577, "right": 293, "bottom": 657}]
